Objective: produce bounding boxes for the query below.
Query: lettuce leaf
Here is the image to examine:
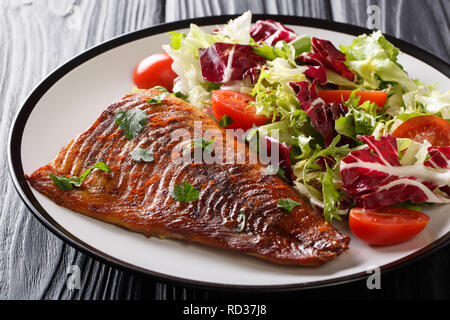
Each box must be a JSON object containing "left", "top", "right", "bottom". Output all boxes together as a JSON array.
[
  {"left": 321, "top": 164, "right": 342, "bottom": 222},
  {"left": 402, "top": 85, "right": 450, "bottom": 119},
  {"left": 163, "top": 14, "right": 252, "bottom": 108},
  {"left": 213, "top": 10, "right": 252, "bottom": 44},
  {"left": 250, "top": 58, "right": 307, "bottom": 118},
  {"left": 341, "top": 30, "right": 417, "bottom": 91},
  {"left": 335, "top": 90, "right": 382, "bottom": 142}
]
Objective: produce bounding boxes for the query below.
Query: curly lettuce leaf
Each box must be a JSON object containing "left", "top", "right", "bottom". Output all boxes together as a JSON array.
[
  {"left": 341, "top": 30, "right": 417, "bottom": 91},
  {"left": 321, "top": 164, "right": 342, "bottom": 222}
]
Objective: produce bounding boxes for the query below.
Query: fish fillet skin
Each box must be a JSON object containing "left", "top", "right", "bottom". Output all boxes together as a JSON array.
[{"left": 26, "top": 89, "right": 350, "bottom": 266}]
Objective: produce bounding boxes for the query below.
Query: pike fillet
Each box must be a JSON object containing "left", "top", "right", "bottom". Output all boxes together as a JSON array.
[{"left": 26, "top": 89, "right": 350, "bottom": 266}]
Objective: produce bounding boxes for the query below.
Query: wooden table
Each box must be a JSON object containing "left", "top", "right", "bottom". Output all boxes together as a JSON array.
[{"left": 1, "top": 0, "right": 449, "bottom": 300}]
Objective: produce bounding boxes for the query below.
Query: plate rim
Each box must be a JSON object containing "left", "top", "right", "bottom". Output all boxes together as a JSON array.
[{"left": 7, "top": 14, "right": 450, "bottom": 292}]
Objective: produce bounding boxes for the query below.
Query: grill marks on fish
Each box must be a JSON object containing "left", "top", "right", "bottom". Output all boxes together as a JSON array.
[{"left": 26, "top": 89, "right": 350, "bottom": 266}]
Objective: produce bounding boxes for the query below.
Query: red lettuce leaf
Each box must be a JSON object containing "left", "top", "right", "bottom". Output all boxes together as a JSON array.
[
  {"left": 289, "top": 80, "right": 347, "bottom": 146},
  {"left": 424, "top": 146, "right": 450, "bottom": 170},
  {"left": 304, "top": 65, "right": 327, "bottom": 85},
  {"left": 199, "top": 42, "right": 266, "bottom": 84},
  {"left": 265, "top": 136, "right": 294, "bottom": 184},
  {"left": 424, "top": 146, "right": 450, "bottom": 196},
  {"left": 296, "top": 37, "right": 355, "bottom": 82},
  {"left": 340, "top": 135, "right": 450, "bottom": 209},
  {"left": 250, "top": 20, "right": 297, "bottom": 46}
]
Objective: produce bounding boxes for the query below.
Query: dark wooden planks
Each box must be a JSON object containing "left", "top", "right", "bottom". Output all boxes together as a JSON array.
[
  {"left": 0, "top": 0, "right": 163, "bottom": 300},
  {"left": 0, "top": 0, "right": 448, "bottom": 300},
  {"left": 330, "top": 0, "right": 450, "bottom": 63}
]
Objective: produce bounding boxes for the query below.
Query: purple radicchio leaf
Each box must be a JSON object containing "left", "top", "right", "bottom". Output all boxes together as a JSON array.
[
  {"left": 250, "top": 19, "right": 297, "bottom": 46},
  {"left": 296, "top": 37, "right": 355, "bottom": 83},
  {"left": 424, "top": 146, "right": 450, "bottom": 197},
  {"left": 199, "top": 42, "right": 266, "bottom": 84},
  {"left": 340, "top": 135, "right": 450, "bottom": 209},
  {"left": 264, "top": 136, "right": 294, "bottom": 184},
  {"left": 289, "top": 80, "right": 348, "bottom": 146}
]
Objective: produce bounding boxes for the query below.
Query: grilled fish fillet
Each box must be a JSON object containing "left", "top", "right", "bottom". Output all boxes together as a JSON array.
[{"left": 26, "top": 89, "right": 350, "bottom": 266}]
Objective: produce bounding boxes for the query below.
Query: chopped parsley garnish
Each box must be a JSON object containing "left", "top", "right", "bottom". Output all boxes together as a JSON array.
[
  {"left": 218, "top": 115, "right": 234, "bottom": 127},
  {"left": 173, "top": 91, "right": 188, "bottom": 101},
  {"left": 201, "top": 81, "right": 221, "bottom": 92},
  {"left": 131, "top": 147, "right": 154, "bottom": 163},
  {"left": 147, "top": 86, "right": 171, "bottom": 104},
  {"left": 277, "top": 198, "right": 301, "bottom": 212},
  {"left": 171, "top": 182, "right": 200, "bottom": 203},
  {"left": 187, "top": 138, "right": 215, "bottom": 153},
  {"left": 236, "top": 209, "right": 246, "bottom": 232},
  {"left": 49, "top": 162, "right": 111, "bottom": 191},
  {"left": 114, "top": 108, "right": 148, "bottom": 140},
  {"left": 265, "top": 165, "right": 278, "bottom": 175},
  {"left": 264, "top": 165, "right": 289, "bottom": 182}
]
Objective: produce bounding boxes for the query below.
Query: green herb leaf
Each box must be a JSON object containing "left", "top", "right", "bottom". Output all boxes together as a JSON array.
[
  {"left": 92, "top": 162, "right": 112, "bottom": 173},
  {"left": 49, "top": 174, "right": 80, "bottom": 191},
  {"left": 321, "top": 164, "right": 342, "bottom": 223},
  {"left": 264, "top": 165, "right": 279, "bottom": 175},
  {"left": 131, "top": 147, "right": 154, "bottom": 162},
  {"left": 171, "top": 182, "right": 200, "bottom": 203},
  {"left": 201, "top": 81, "right": 221, "bottom": 92},
  {"left": 50, "top": 161, "right": 111, "bottom": 191},
  {"left": 168, "top": 31, "right": 186, "bottom": 50},
  {"left": 236, "top": 209, "right": 246, "bottom": 232},
  {"left": 172, "top": 91, "right": 189, "bottom": 101},
  {"left": 218, "top": 115, "right": 234, "bottom": 127},
  {"left": 277, "top": 198, "right": 301, "bottom": 212},
  {"left": 114, "top": 108, "right": 148, "bottom": 140},
  {"left": 265, "top": 165, "right": 289, "bottom": 183},
  {"left": 191, "top": 138, "right": 215, "bottom": 152},
  {"left": 147, "top": 86, "right": 171, "bottom": 104}
]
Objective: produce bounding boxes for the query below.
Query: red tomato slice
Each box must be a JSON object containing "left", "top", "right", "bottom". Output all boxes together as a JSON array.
[
  {"left": 133, "top": 53, "right": 177, "bottom": 91},
  {"left": 392, "top": 115, "right": 450, "bottom": 146},
  {"left": 318, "top": 90, "right": 387, "bottom": 109},
  {"left": 212, "top": 90, "right": 269, "bottom": 130},
  {"left": 349, "top": 207, "right": 430, "bottom": 246}
]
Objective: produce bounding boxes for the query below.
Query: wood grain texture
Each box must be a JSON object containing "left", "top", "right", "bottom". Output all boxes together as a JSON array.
[{"left": 0, "top": 0, "right": 449, "bottom": 300}]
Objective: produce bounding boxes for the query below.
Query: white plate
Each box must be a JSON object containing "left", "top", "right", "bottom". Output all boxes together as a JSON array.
[{"left": 8, "top": 15, "right": 450, "bottom": 290}]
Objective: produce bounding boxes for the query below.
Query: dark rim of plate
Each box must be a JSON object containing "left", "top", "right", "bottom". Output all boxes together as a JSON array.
[{"left": 7, "top": 14, "right": 450, "bottom": 292}]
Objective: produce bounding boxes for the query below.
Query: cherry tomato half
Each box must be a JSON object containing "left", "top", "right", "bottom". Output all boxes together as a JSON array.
[
  {"left": 349, "top": 206, "right": 430, "bottom": 246},
  {"left": 318, "top": 90, "right": 388, "bottom": 109},
  {"left": 392, "top": 115, "right": 450, "bottom": 146},
  {"left": 133, "top": 53, "right": 177, "bottom": 91},
  {"left": 212, "top": 90, "right": 269, "bottom": 130}
]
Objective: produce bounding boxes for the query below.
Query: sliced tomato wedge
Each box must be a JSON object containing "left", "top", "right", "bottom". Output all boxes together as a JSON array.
[
  {"left": 392, "top": 115, "right": 450, "bottom": 146},
  {"left": 212, "top": 90, "right": 269, "bottom": 130},
  {"left": 349, "top": 206, "right": 430, "bottom": 246},
  {"left": 318, "top": 90, "right": 387, "bottom": 109}
]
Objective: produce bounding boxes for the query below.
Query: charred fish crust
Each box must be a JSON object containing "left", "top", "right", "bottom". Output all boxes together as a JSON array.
[{"left": 26, "top": 89, "right": 350, "bottom": 266}]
